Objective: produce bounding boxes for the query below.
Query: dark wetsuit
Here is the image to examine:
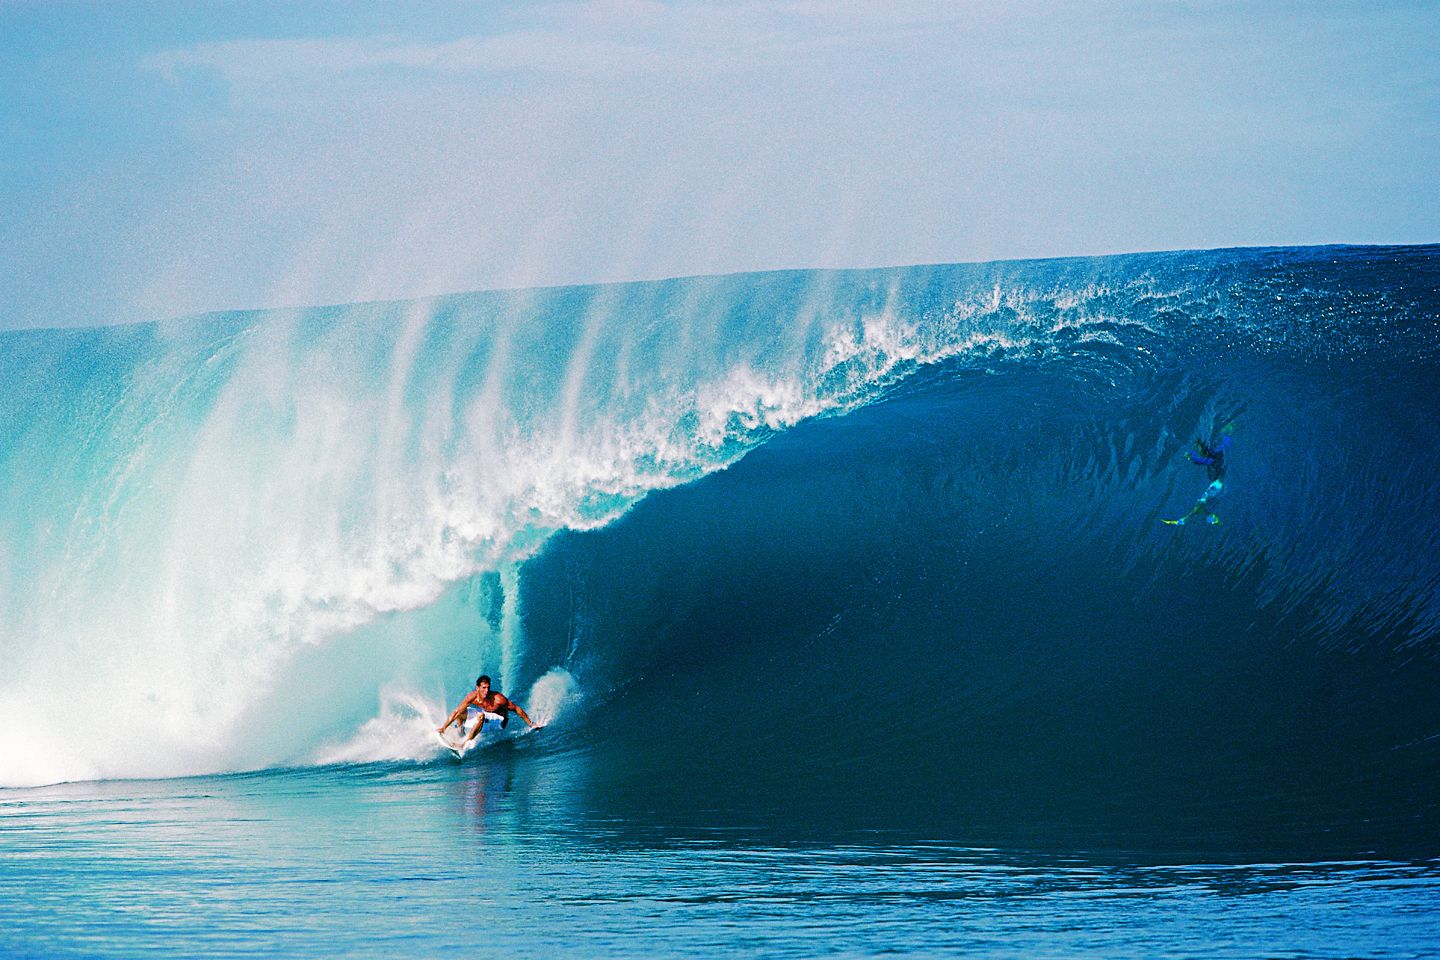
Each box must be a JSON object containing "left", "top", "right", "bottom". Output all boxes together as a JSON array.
[
  {"left": 1174, "top": 434, "right": 1231, "bottom": 523},
  {"left": 1188, "top": 435, "right": 1229, "bottom": 482}
]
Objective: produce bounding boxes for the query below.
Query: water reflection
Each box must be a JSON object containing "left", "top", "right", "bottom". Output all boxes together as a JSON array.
[
  {"left": 3, "top": 759, "right": 1439, "bottom": 959},
  {"left": 451, "top": 760, "right": 515, "bottom": 831}
]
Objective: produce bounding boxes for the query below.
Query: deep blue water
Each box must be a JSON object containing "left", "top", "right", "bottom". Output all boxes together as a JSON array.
[{"left": 2, "top": 245, "right": 1439, "bottom": 955}]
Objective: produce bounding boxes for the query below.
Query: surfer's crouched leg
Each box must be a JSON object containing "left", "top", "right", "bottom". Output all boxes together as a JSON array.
[{"left": 475, "top": 711, "right": 507, "bottom": 737}]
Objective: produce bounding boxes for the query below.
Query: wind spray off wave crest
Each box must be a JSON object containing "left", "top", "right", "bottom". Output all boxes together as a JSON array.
[{"left": 0, "top": 266, "right": 1047, "bottom": 787}]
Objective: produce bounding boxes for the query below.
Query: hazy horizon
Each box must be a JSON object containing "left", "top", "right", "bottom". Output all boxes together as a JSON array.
[{"left": 3, "top": 0, "right": 1437, "bottom": 330}]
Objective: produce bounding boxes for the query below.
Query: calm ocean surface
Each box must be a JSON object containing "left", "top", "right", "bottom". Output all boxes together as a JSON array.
[{"left": 3, "top": 746, "right": 1438, "bottom": 959}]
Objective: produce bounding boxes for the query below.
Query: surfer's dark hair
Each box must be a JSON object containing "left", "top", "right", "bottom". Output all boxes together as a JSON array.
[{"left": 476, "top": 675, "right": 491, "bottom": 686}]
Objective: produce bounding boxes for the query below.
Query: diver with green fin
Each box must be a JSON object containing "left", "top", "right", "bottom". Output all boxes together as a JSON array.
[{"left": 1164, "top": 424, "right": 1234, "bottom": 526}]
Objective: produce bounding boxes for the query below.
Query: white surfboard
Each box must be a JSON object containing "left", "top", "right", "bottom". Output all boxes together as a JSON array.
[{"left": 434, "top": 730, "right": 465, "bottom": 760}]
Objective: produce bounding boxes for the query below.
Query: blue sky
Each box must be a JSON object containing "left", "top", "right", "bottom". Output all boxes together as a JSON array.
[{"left": 2, "top": 0, "right": 1437, "bottom": 329}]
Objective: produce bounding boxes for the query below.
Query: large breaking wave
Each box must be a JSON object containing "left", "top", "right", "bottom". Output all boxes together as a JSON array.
[{"left": 3, "top": 245, "right": 1438, "bottom": 831}]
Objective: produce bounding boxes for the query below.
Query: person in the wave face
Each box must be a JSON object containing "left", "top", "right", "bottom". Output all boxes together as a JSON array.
[
  {"left": 1168, "top": 427, "right": 1233, "bottom": 526},
  {"left": 438, "top": 675, "right": 541, "bottom": 745}
]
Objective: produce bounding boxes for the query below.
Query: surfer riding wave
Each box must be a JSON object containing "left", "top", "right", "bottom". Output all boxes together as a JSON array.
[
  {"left": 1165, "top": 427, "right": 1233, "bottom": 526},
  {"left": 438, "top": 675, "right": 541, "bottom": 749}
]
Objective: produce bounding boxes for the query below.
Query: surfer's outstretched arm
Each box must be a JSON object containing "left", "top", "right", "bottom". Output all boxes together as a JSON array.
[
  {"left": 491, "top": 692, "right": 539, "bottom": 729},
  {"left": 438, "top": 695, "right": 472, "bottom": 734}
]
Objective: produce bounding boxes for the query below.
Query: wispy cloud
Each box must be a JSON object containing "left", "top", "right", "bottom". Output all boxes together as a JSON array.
[
  {"left": 5, "top": 0, "right": 1435, "bottom": 328},
  {"left": 144, "top": 33, "right": 662, "bottom": 85},
  {"left": 141, "top": 0, "right": 979, "bottom": 88}
]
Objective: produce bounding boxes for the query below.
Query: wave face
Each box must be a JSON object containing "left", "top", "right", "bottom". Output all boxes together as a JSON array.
[
  {"left": 3, "top": 246, "right": 1439, "bottom": 819},
  {"left": 516, "top": 245, "right": 1440, "bottom": 836}
]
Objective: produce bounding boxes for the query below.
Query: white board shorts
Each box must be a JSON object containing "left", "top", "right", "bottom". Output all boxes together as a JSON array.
[{"left": 465, "top": 707, "right": 507, "bottom": 735}]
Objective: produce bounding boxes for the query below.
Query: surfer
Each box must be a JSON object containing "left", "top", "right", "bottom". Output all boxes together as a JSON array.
[
  {"left": 438, "top": 675, "right": 540, "bottom": 746},
  {"left": 1165, "top": 428, "right": 1232, "bottom": 526}
]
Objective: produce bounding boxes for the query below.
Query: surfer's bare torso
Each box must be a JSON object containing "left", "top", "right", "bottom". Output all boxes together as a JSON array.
[{"left": 468, "top": 690, "right": 513, "bottom": 715}]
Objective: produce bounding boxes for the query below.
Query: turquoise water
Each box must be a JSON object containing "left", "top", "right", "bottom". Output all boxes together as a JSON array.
[
  {"left": 3, "top": 245, "right": 1439, "bottom": 955},
  {"left": 4, "top": 755, "right": 1439, "bottom": 959}
]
